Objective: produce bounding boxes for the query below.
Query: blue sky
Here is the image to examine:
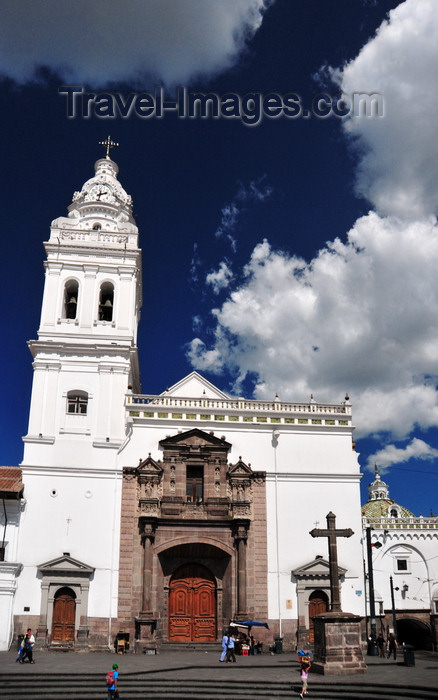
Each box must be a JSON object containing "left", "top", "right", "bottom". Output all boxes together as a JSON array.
[{"left": 1, "top": 0, "right": 438, "bottom": 516}]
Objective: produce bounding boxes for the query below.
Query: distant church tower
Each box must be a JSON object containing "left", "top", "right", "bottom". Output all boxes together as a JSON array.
[
  {"left": 16, "top": 139, "right": 142, "bottom": 647},
  {"left": 367, "top": 464, "right": 389, "bottom": 502}
]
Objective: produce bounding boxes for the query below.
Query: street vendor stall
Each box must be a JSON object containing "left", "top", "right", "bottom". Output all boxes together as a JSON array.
[{"left": 229, "top": 620, "right": 269, "bottom": 655}]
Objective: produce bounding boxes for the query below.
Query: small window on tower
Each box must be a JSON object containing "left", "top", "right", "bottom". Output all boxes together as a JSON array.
[
  {"left": 396, "top": 559, "right": 408, "bottom": 571},
  {"left": 99, "top": 282, "right": 114, "bottom": 321},
  {"left": 63, "top": 280, "right": 79, "bottom": 319},
  {"left": 67, "top": 391, "right": 88, "bottom": 415},
  {"left": 186, "top": 466, "right": 203, "bottom": 504}
]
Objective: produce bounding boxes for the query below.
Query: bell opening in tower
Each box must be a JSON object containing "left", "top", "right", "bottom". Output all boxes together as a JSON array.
[
  {"left": 99, "top": 282, "right": 114, "bottom": 321},
  {"left": 64, "top": 280, "right": 79, "bottom": 320}
]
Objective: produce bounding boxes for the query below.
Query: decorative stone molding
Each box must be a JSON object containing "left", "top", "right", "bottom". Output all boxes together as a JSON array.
[{"left": 36, "top": 554, "right": 95, "bottom": 648}]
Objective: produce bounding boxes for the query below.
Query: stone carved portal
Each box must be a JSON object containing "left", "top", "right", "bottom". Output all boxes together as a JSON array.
[{"left": 169, "top": 563, "right": 216, "bottom": 642}]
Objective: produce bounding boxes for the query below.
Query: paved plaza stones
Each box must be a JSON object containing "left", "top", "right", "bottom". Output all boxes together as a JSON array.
[{"left": 1, "top": 648, "right": 437, "bottom": 699}]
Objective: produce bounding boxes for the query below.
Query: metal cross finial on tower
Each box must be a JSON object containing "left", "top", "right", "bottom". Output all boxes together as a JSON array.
[{"left": 99, "top": 135, "right": 119, "bottom": 159}]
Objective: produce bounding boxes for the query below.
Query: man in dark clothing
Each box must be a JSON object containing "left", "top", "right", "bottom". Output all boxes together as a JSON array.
[
  {"left": 377, "top": 633, "right": 386, "bottom": 658},
  {"left": 387, "top": 633, "right": 398, "bottom": 660}
]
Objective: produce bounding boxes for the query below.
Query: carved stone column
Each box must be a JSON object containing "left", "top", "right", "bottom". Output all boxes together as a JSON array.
[
  {"left": 233, "top": 521, "right": 248, "bottom": 617},
  {"left": 141, "top": 521, "right": 156, "bottom": 614}
]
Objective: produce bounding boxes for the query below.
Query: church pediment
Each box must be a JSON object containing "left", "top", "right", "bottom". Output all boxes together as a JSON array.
[
  {"left": 37, "top": 554, "right": 94, "bottom": 575},
  {"left": 228, "top": 458, "right": 253, "bottom": 476},
  {"left": 388, "top": 545, "right": 413, "bottom": 557},
  {"left": 137, "top": 453, "right": 163, "bottom": 476},
  {"left": 159, "top": 428, "right": 231, "bottom": 450},
  {"left": 292, "top": 557, "right": 346, "bottom": 579},
  {"left": 163, "top": 372, "right": 230, "bottom": 400}
]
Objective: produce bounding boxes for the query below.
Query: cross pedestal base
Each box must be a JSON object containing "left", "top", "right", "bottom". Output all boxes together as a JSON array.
[
  {"left": 311, "top": 612, "right": 367, "bottom": 675},
  {"left": 134, "top": 615, "right": 157, "bottom": 653}
]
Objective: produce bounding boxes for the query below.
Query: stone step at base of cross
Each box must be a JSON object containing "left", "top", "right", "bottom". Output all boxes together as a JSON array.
[{"left": 158, "top": 641, "right": 220, "bottom": 652}]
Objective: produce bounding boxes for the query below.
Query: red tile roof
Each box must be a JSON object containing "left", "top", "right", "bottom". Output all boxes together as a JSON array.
[{"left": 0, "top": 467, "right": 24, "bottom": 497}]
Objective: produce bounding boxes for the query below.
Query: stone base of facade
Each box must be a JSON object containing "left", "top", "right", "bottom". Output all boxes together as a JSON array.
[
  {"left": 14, "top": 615, "right": 118, "bottom": 651},
  {"left": 311, "top": 612, "right": 367, "bottom": 675}
]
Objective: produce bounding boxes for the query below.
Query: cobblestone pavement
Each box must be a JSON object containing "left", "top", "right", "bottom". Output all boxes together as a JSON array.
[{"left": 1, "top": 648, "right": 437, "bottom": 689}]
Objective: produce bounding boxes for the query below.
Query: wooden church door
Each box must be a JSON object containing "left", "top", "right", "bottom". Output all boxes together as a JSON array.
[
  {"left": 308, "top": 590, "right": 329, "bottom": 643},
  {"left": 169, "top": 563, "right": 216, "bottom": 641},
  {"left": 52, "top": 587, "right": 76, "bottom": 642}
]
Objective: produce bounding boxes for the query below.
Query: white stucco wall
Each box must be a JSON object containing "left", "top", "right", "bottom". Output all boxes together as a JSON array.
[
  {"left": 15, "top": 467, "right": 122, "bottom": 622},
  {"left": 0, "top": 499, "right": 22, "bottom": 650}
]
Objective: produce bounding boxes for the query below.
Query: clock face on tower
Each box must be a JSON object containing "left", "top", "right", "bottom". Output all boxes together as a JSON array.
[{"left": 85, "top": 184, "right": 116, "bottom": 203}]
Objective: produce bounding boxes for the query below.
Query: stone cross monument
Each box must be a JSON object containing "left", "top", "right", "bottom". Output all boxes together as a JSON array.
[
  {"left": 308, "top": 511, "right": 366, "bottom": 675},
  {"left": 310, "top": 511, "right": 353, "bottom": 612}
]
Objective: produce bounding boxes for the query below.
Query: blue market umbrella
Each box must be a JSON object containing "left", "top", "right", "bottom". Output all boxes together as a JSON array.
[{"left": 239, "top": 620, "right": 270, "bottom": 629}]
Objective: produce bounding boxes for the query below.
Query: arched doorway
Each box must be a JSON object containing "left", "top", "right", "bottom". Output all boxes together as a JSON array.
[
  {"left": 169, "top": 563, "right": 216, "bottom": 642},
  {"left": 308, "top": 589, "right": 329, "bottom": 643},
  {"left": 52, "top": 587, "right": 76, "bottom": 642},
  {"left": 397, "top": 618, "right": 432, "bottom": 650}
]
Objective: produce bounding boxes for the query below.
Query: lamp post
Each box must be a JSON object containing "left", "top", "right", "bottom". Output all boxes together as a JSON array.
[
  {"left": 366, "top": 527, "right": 379, "bottom": 655},
  {"left": 389, "top": 575, "right": 398, "bottom": 640}
]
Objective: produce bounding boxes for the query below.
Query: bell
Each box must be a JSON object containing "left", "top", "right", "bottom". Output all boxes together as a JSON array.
[{"left": 104, "top": 299, "right": 112, "bottom": 307}]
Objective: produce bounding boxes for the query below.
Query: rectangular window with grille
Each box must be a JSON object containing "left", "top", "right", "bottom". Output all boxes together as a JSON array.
[{"left": 186, "top": 466, "right": 203, "bottom": 504}]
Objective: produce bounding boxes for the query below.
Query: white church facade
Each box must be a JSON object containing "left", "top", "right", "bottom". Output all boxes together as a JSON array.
[
  {"left": 8, "top": 146, "right": 366, "bottom": 651},
  {"left": 362, "top": 469, "right": 438, "bottom": 650}
]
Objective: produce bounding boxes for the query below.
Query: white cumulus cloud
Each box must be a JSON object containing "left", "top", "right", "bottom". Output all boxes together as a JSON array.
[
  {"left": 0, "top": 0, "right": 272, "bottom": 87},
  {"left": 366, "top": 438, "right": 438, "bottom": 472},
  {"left": 189, "top": 214, "right": 438, "bottom": 438},
  {"left": 188, "top": 0, "right": 438, "bottom": 449},
  {"left": 340, "top": 0, "right": 438, "bottom": 219},
  {"left": 206, "top": 261, "right": 234, "bottom": 294},
  {"left": 214, "top": 177, "right": 273, "bottom": 251}
]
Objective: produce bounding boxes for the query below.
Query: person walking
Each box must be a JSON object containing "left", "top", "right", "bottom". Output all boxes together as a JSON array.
[
  {"left": 219, "top": 632, "right": 229, "bottom": 662},
  {"left": 299, "top": 659, "right": 311, "bottom": 698},
  {"left": 20, "top": 629, "right": 35, "bottom": 664},
  {"left": 106, "top": 662, "right": 119, "bottom": 699},
  {"left": 226, "top": 633, "right": 236, "bottom": 662},
  {"left": 387, "top": 633, "right": 398, "bottom": 660},
  {"left": 16, "top": 637, "right": 25, "bottom": 663},
  {"left": 377, "top": 632, "right": 386, "bottom": 658}
]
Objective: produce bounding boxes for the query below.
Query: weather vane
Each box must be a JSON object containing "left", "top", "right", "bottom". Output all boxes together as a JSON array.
[{"left": 99, "top": 135, "right": 119, "bottom": 159}]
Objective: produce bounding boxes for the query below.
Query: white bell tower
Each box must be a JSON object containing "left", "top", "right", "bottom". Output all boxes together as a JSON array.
[
  {"left": 23, "top": 137, "right": 141, "bottom": 467},
  {"left": 15, "top": 140, "right": 142, "bottom": 644}
]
